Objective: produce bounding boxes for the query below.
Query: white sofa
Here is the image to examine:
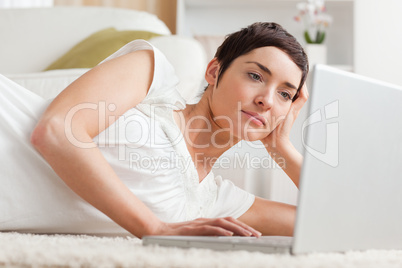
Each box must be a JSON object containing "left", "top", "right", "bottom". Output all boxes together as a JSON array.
[{"left": 0, "top": 6, "right": 207, "bottom": 103}]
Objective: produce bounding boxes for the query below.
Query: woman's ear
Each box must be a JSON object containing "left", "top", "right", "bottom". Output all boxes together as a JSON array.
[{"left": 205, "top": 58, "right": 220, "bottom": 86}]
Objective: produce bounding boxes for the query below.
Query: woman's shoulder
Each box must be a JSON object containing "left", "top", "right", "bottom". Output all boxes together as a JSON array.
[
  {"left": 99, "top": 39, "right": 155, "bottom": 64},
  {"left": 95, "top": 39, "right": 185, "bottom": 110},
  {"left": 109, "top": 40, "right": 186, "bottom": 109}
]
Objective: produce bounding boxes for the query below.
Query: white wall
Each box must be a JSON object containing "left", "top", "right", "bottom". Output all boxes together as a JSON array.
[
  {"left": 177, "top": 0, "right": 354, "bottom": 68},
  {"left": 354, "top": 0, "right": 402, "bottom": 86}
]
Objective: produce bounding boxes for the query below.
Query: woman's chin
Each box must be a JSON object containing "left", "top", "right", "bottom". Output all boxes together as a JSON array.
[{"left": 240, "top": 131, "right": 271, "bottom": 142}]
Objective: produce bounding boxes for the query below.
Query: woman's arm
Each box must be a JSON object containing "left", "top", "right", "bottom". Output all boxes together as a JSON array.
[
  {"left": 260, "top": 84, "right": 309, "bottom": 188},
  {"left": 266, "top": 141, "right": 303, "bottom": 188},
  {"left": 31, "top": 50, "right": 260, "bottom": 238},
  {"left": 31, "top": 50, "right": 160, "bottom": 237}
]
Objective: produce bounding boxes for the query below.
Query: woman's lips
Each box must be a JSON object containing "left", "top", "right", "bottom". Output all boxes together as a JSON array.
[{"left": 241, "top": 110, "right": 267, "bottom": 126}]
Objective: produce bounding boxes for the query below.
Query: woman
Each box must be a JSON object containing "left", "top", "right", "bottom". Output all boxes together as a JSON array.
[{"left": 0, "top": 22, "right": 308, "bottom": 238}]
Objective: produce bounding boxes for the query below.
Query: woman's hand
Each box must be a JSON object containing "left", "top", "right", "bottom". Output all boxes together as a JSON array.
[
  {"left": 154, "top": 217, "right": 262, "bottom": 237},
  {"left": 260, "top": 84, "right": 309, "bottom": 188},
  {"left": 261, "top": 83, "right": 309, "bottom": 150}
]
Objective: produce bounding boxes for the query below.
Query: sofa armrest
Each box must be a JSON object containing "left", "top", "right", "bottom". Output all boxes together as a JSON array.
[{"left": 4, "top": 69, "right": 89, "bottom": 100}]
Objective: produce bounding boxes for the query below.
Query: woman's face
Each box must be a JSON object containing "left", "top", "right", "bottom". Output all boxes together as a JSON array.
[{"left": 207, "top": 46, "right": 302, "bottom": 142}]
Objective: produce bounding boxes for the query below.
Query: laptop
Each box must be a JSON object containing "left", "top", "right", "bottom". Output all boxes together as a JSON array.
[{"left": 142, "top": 64, "right": 402, "bottom": 254}]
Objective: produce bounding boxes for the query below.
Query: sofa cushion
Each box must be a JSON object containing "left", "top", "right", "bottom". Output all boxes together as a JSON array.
[
  {"left": 45, "top": 28, "right": 161, "bottom": 70},
  {"left": 6, "top": 36, "right": 208, "bottom": 104},
  {"left": 0, "top": 7, "right": 171, "bottom": 73}
]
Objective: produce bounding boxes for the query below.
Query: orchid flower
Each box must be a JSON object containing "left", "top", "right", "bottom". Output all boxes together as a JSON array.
[{"left": 294, "top": 0, "right": 333, "bottom": 44}]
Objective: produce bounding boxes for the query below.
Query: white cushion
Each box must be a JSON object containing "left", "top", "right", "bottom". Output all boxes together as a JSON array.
[{"left": 0, "top": 7, "right": 171, "bottom": 74}]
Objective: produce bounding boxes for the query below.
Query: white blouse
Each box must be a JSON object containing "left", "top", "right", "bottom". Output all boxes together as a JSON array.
[{"left": 0, "top": 40, "right": 254, "bottom": 235}]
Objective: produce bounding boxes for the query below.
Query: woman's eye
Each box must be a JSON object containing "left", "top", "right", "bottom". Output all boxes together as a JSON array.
[
  {"left": 249, "top": 73, "right": 261, "bottom": 81},
  {"left": 280, "top": 91, "right": 292, "bottom": 100}
]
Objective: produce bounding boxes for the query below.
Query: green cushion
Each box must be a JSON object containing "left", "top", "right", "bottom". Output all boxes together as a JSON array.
[{"left": 44, "top": 28, "right": 161, "bottom": 70}]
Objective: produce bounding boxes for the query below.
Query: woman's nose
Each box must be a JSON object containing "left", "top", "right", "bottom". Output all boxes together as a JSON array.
[{"left": 255, "top": 91, "right": 274, "bottom": 109}]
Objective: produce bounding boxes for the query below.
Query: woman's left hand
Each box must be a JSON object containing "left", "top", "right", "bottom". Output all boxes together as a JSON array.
[
  {"left": 260, "top": 83, "right": 309, "bottom": 151},
  {"left": 259, "top": 84, "right": 308, "bottom": 188}
]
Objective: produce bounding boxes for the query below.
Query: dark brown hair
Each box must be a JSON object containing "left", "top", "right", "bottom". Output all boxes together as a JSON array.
[{"left": 214, "top": 22, "right": 309, "bottom": 101}]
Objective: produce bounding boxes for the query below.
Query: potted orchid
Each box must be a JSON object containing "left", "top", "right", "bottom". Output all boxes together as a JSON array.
[{"left": 294, "top": 0, "right": 332, "bottom": 44}]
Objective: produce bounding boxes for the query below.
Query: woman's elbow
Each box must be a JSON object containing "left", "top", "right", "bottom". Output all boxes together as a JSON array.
[
  {"left": 30, "top": 117, "right": 65, "bottom": 152},
  {"left": 31, "top": 115, "right": 95, "bottom": 154}
]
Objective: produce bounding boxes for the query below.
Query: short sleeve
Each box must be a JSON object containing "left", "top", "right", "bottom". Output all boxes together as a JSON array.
[
  {"left": 206, "top": 175, "right": 255, "bottom": 219},
  {"left": 99, "top": 39, "right": 186, "bottom": 109}
]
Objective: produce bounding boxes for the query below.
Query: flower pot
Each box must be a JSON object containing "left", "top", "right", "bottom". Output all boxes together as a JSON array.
[{"left": 305, "top": 44, "right": 327, "bottom": 68}]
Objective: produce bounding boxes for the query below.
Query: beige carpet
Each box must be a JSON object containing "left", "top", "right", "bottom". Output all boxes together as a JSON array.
[{"left": 1, "top": 232, "right": 402, "bottom": 268}]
